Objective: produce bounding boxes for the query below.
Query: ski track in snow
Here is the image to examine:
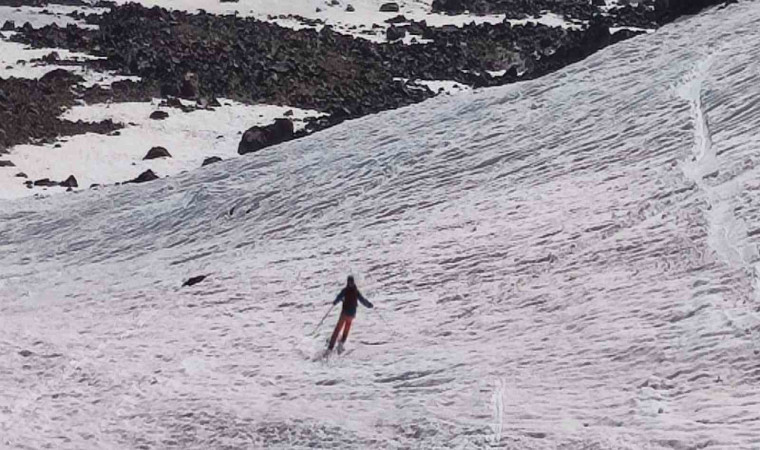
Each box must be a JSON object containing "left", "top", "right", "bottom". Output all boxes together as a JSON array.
[{"left": 2, "top": 2, "right": 760, "bottom": 449}]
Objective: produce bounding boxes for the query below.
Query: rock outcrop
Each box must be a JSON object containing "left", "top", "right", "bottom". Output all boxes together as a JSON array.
[
  {"left": 143, "top": 146, "right": 172, "bottom": 160},
  {"left": 238, "top": 119, "right": 295, "bottom": 155},
  {"left": 149, "top": 111, "right": 169, "bottom": 120},
  {"left": 182, "top": 275, "right": 207, "bottom": 287},
  {"left": 202, "top": 156, "right": 223, "bottom": 166},
  {"left": 60, "top": 175, "right": 78, "bottom": 188},
  {"left": 128, "top": 169, "right": 159, "bottom": 184}
]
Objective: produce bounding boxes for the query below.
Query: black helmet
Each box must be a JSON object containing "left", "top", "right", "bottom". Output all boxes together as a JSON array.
[{"left": 347, "top": 275, "right": 355, "bottom": 286}]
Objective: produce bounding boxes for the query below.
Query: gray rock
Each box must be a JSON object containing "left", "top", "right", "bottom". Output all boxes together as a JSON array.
[
  {"left": 380, "top": 2, "right": 400, "bottom": 12},
  {"left": 128, "top": 169, "right": 159, "bottom": 184},
  {"left": 238, "top": 119, "right": 294, "bottom": 155},
  {"left": 202, "top": 156, "right": 223, "bottom": 166},
  {"left": 60, "top": 175, "right": 78, "bottom": 188},
  {"left": 180, "top": 72, "right": 200, "bottom": 99},
  {"left": 182, "top": 275, "right": 207, "bottom": 287},
  {"left": 33, "top": 178, "right": 57, "bottom": 187},
  {"left": 149, "top": 110, "right": 169, "bottom": 120},
  {"left": 386, "top": 26, "right": 406, "bottom": 41},
  {"left": 144, "top": 146, "right": 172, "bottom": 160}
]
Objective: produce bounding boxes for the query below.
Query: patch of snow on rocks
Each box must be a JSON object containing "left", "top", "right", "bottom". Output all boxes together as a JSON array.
[{"left": 0, "top": 99, "right": 324, "bottom": 199}]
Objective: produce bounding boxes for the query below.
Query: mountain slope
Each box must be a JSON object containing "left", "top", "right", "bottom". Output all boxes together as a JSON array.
[{"left": 1, "top": 1, "right": 759, "bottom": 448}]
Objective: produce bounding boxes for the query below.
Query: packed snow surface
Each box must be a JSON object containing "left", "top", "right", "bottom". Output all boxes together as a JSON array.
[{"left": 2, "top": 2, "right": 760, "bottom": 449}]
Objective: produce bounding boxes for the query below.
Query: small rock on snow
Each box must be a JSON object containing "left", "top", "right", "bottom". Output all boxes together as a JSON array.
[
  {"left": 144, "top": 146, "right": 172, "bottom": 160},
  {"left": 149, "top": 111, "right": 169, "bottom": 120},
  {"left": 182, "top": 275, "right": 207, "bottom": 287}
]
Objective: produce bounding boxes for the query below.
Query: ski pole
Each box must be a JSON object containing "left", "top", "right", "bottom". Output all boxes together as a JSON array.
[
  {"left": 311, "top": 303, "right": 335, "bottom": 336},
  {"left": 373, "top": 307, "right": 400, "bottom": 337}
]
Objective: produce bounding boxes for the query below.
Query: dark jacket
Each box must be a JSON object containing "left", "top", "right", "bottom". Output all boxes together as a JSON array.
[{"left": 333, "top": 285, "right": 372, "bottom": 317}]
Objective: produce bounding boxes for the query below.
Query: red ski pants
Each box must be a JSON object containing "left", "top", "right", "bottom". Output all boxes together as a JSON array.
[{"left": 328, "top": 314, "right": 353, "bottom": 350}]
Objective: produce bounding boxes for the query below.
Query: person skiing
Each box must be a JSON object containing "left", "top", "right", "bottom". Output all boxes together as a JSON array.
[{"left": 328, "top": 275, "right": 373, "bottom": 351}]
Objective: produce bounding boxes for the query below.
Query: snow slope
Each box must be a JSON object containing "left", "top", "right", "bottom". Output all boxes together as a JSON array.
[{"left": 2, "top": 1, "right": 760, "bottom": 449}]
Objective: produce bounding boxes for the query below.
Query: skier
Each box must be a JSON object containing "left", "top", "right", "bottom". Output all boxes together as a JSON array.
[{"left": 328, "top": 275, "right": 373, "bottom": 351}]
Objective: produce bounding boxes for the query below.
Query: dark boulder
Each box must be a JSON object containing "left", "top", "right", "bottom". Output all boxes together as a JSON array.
[
  {"left": 345, "top": 4, "right": 355, "bottom": 12},
  {"left": 165, "top": 97, "right": 183, "bottom": 108},
  {"left": 143, "top": 146, "right": 171, "bottom": 160},
  {"left": 39, "top": 68, "right": 82, "bottom": 84},
  {"left": 33, "top": 178, "right": 58, "bottom": 187},
  {"left": 385, "top": 14, "right": 407, "bottom": 24},
  {"left": 386, "top": 26, "right": 406, "bottom": 41},
  {"left": 379, "top": 2, "right": 400, "bottom": 12},
  {"left": 431, "top": 0, "right": 466, "bottom": 14},
  {"left": 0, "top": 160, "right": 14, "bottom": 167},
  {"left": 15, "top": 172, "right": 27, "bottom": 178},
  {"left": 182, "top": 274, "right": 207, "bottom": 287},
  {"left": 128, "top": 169, "right": 159, "bottom": 183},
  {"left": 160, "top": 82, "right": 180, "bottom": 98},
  {"left": 406, "top": 21, "right": 426, "bottom": 35},
  {"left": 149, "top": 110, "right": 169, "bottom": 120},
  {"left": 653, "top": 0, "right": 726, "bottom": 24},
  {"left": 179, "top": 72, "right": 199, "bottom": 99},
  {"left": 202, "top": 156, "right": 222, "bottom": 166},
  {"left": 41, "top": 51, "right": 60, "bottom": 63},
  {"left": 60, "top": 175, "right": 78, "bottom": 188},
  {"left": 238, "top": 119, "right": 294, "bottom": 155},
  {"left": 1, "top": 20, "right": 15, "bottom": 31}
]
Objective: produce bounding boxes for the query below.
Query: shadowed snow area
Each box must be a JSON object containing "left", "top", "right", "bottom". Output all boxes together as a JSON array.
[{"left": 2, "top": 2, "right": 760, "bottom": 449}]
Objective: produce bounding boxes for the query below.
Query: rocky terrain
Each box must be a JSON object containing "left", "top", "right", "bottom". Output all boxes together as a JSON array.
[
  {"left": 431, "top": 0, "right": 737, "bottom": 26},
  {"left": 0, "top": 0, "right": 738, "bottom": 194},
  {"left": 0, "top": 68, "right": 120, "bottom": 150}
]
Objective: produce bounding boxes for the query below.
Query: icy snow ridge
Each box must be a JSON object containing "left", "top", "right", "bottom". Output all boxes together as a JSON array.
[{"left": 2, "top": 1, "right": 760, "bottom": 449}]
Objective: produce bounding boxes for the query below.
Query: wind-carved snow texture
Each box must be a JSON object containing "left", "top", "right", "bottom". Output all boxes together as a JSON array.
[{"left": 2, "top": 2, "right": 760, "bottom": 449}]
